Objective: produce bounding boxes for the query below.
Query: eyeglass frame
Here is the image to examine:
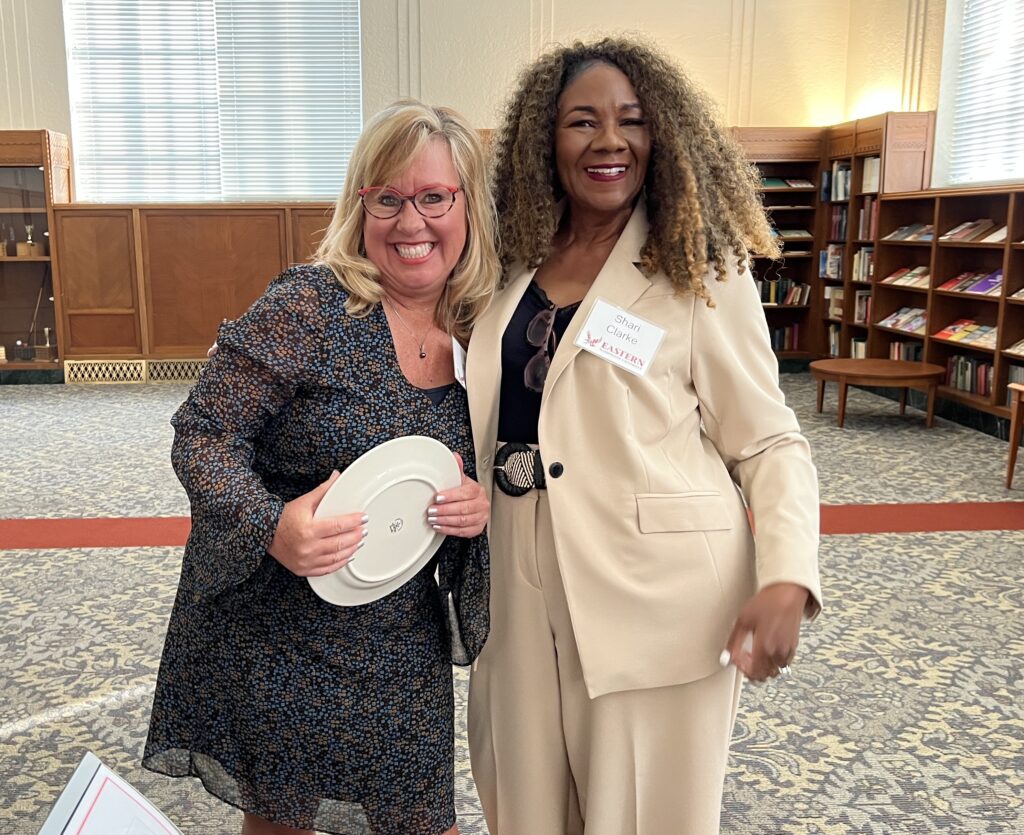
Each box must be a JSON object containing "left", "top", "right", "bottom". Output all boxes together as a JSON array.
[
  {"left": 357, "top": 183, "right": 463, "bottom": 219},
  {"left": 524, "top": 305, "right": 558, "bottom": 393}
]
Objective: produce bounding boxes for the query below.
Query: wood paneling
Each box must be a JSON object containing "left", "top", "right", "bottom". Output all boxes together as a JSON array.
[
  {"left": 53, "top": 209, "right": 141, "bottom": 355},
  {"left": 291, "top": 206, "right": 334, "bottom": 264},
  {"left": 141, "top": 210, "right": 287, "bottom": 354},
  {"left": 730, "top": 127, "right": 824, "bottom": 162}
]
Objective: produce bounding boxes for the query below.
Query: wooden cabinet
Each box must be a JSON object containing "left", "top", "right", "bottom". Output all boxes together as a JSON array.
[{"left": 0, "top": 130, "right": 71, "bottom": 375}]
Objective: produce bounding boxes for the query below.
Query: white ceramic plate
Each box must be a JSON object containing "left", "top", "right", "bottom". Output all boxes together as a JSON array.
[{"left": 307, "top": 435, "right": 461, "bottom": 606}]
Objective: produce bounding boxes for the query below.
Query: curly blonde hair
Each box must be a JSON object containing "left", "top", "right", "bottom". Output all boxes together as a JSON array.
[
  {"left": 491, "top": 37, "right": 779, "bottom": 301},
  {"left": 315, "top": 100, "right": 500, "bottom": 342}
]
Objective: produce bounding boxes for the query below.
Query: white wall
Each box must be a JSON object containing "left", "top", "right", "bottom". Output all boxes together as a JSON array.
[{"left": 0, "top": 0, "right": 947, "bottom": 141}]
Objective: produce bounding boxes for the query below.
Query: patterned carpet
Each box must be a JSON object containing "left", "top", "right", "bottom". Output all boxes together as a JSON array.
[{"left": 1, "top": 375, "right": 1022, "bottom": 834}]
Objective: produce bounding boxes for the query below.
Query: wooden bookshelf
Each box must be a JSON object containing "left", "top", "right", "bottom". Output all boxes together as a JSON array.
[
  {"left": 870, "top": 185, "right": 1024, "bottom": 418},
  {"left": 816, "top": 112, "right": 936, "bottom": 360},
  {"left": 732, "top": 126, "right": 826, "bottom": 356}
]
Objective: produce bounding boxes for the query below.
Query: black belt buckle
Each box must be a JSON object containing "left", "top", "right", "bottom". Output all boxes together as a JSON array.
[{"left": 494, "top": 442, "right": 546, "bottom": 496}]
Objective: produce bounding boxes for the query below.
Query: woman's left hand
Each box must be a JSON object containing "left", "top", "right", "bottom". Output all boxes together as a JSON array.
[
  {"left": 723, "top": 582, "right": 810, "bottom": 682},
  {"left": 427, "top": 452, "right": 490, "bottom": 538}
]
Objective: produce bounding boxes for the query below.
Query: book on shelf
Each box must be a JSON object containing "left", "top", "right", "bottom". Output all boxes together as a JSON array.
[
  {"left": 881, "top": 265, "right": 929, "bottom": 288},
  {"left": 978, "top": 225, "right": 1007, "bottom": 243},
  {"left": 777, "top": 228, "right": 813, "bottom": 239},
  {"left": 851, "top": 246, "right": 874, "bottom": 282},
  {"left": 860, "top": 156, "right": 881, "bottom": 194},
  {"left": 761, "top": 177, "right": 790, "bottom": 189},
  {"left": 850, "top": 336, "right": 868, "bottom": 358},
  {"left": 819, "top": 244, "right": 844, "bottom": 280},
  {"left": 853, "top": 290, "right": 872, "bottom": 324},
  {"left": 829, "top": 161, "right": 852, "bottom": 201},
  {"left": 754, "top": 277, "right": 811, "bottom": 305},
  {"left": 933, "top": 318, "right": 977, "bottom": 340},
  {"left": 946, "top": 354, "right": 994, "bottom": 396},
  {"left": 1006, "top": 337, "right": 1024, "bottom": 357},
  {"left": 769, "top": 324, "right": 800, "bottom": 351},
  {"left": 961, "top": 269, "right": 1003, "bottom": 296},
  {"left": 959, "top": 325, "right": 997, "bottom": 348},
  {"left": 824, "top": 286, "right": 845, "bottom": 319},
  {"left": 857, "top": 196, "right": 879, "bottom": 239},
  {"left": 1009, "top": 287, "right": 1024, "bottom": 301},
  {"left": 827, "top": 323, "right": 841, "bottom": 357},
  {"left": 939, "top": 218, "right": 997, "bottom": 242},
  {"left": 829, "top": 205, "right": 848, "bottom": 240},
  {"left": 1008, "top": 367, "right": 1024, "bottom": 406},
  {"left": 882, "top": 223, "right": 934, "bottom": 242},
  {"left": 938, "top": 271, "right": 985, "bottom": 291},
  {"left": 889, "top": 340, "right": 923, "bottom": 361},
  {"left": 784, "top": 178, "right": 814, "bottom": 188},
  {"left": 878, "top": 306, "right": 926, "bottom": 333}
]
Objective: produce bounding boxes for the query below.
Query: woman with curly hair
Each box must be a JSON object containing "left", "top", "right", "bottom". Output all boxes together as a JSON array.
[{"left": 464, "top": 37, "right": 822, "bottom": 834}]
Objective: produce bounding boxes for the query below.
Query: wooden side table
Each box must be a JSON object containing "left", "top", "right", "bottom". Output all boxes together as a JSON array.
[
  {"left": 1007, "top": 382, "right": 1024, "bottom": 489},
  {"left": 809, "top": 359, "right": 946, "bottom": 428}
]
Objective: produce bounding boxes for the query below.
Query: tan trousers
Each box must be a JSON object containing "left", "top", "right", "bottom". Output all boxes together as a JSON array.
[{"left": 468, "top": 488, "right": 744, "bottom": 835}]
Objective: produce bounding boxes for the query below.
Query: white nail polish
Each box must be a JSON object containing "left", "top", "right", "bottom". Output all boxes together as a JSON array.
[
  {"left": 719, "top": 650, "right": 732, "bottom": 667},
  {"left": 435, "top": 495, "right": 446, "bottom": 503}
]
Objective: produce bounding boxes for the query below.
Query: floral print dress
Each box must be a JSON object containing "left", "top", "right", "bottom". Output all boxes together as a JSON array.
[{"left": 143, "top": 264, "right": 489, "bottom": 835}]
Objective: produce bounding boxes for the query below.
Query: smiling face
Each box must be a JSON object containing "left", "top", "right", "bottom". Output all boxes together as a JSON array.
[
  {"left": 362, "top": 137, "right": 468, "bottom": 300},
  {"left": 554, "top": 61, "right": 652, "bottom": 218}
]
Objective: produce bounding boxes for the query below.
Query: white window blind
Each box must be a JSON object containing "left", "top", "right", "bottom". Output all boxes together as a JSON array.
[
  {"left": 933, "top": 0, "right": 1024, "bottom": 188},
  {"left": 64, "top": 0, "right": 362, "bottom": 202}
]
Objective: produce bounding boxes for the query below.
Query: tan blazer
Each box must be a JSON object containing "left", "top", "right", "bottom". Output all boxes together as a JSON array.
[{"left": 467, "top": 202, "right": 822, "bottom": 698}]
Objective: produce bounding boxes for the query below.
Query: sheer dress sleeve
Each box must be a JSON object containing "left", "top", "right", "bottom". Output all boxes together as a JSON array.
[{"left": 171, "top": 274, "right": 325, "bottom": 604}]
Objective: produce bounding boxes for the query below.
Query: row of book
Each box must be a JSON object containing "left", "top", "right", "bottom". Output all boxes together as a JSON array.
[
  {"left": 826, "top": 324, "right": 841, "bottom": 357},
  {"left": 824, "top": 287, "right": 844, "bottom": 319},
  {"left": 936, "top": 269, "right": 1003, "bottom": 296},
  {"left": 756, "top": 278, "right": 812, "bottom": 305},
  {"left": 880, "top": 266, "right": 930, "bottom": 288},
  {"left": 889, "top": 341, "right": 923, "bottom": 361},
  {"left": 932, "top": 319, "right": 998, "bottom": 349},
  {"left": 851, "top": 246, "right": 874, "bottom": 283},
  {"left": 882, "top": 223, "right": 934, "bottom": 242},
  {"left": 819, "top": 244, "right": 844, "bottom": 280},
  {"left": 853, "top": 290, "right": 871, "bottom": 324},
  {"left": 878, "top": 306, "right": 927, "bottom": 334},
  {"left": 761, "top": 177, "right": 815, "bottom": 189},
  {"left": 1009, "top": 367, "right": 1024, "bottom": 407},
  {"left": 769, "top": 325, "right": 800, "bottom": 352},
  {"left": 857, "top": 196, "right": 879, "bottom": 240},
  {"left": 938, "top": 218, "right": 1007, "bottom": 244},
  {"left": 829, "top": 205, "right": 848, "bottom": 240},
  {"left": 946, "top": 355, "right": 994, "bottom": 396},
  {"left": 821, "top": 162, "right": 852, "bottom": 202}
]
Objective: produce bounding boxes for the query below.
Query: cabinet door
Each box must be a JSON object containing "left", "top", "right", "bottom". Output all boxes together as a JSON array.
[
  {"left": 141, "top": 209, "right": 288, "bottom": 356},
  {"left": 54, "top": 209, "right": 142, "bottom": 355},
  {"left": 291, "top": 207, "right": 334, "bottom": 264}
]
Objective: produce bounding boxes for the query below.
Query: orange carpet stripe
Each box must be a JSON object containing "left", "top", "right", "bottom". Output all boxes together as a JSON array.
[{"left": 1, "top": 503, "right": 1022, "bottom": 550}]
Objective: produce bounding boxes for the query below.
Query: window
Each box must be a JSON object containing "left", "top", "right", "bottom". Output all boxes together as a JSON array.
[
  {"left": 64, "top": 0, "right": 362, "bottom": 202},
  {"left": 933, "top": 0, "right": 1024, "bottom": 187}
]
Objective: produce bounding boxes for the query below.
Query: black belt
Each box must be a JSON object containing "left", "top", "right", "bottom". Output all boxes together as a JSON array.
[{"left": 494, "top": 442, "right": 546, "bottom": 496}]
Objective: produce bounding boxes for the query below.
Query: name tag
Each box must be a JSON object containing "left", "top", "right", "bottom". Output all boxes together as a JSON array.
[
  {"left": 574, "top": 298, "right": 664, "bottom": 376},
  {"left": 452, "top": 336, "right": 467, "bottom": 389}
]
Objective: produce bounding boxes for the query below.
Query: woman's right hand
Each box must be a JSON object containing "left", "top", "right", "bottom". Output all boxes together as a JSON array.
[{"left": 268, "top": 471, "right": 367, "bottom": 577}]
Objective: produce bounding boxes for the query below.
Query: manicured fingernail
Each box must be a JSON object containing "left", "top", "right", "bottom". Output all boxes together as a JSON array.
[
  {"left": 361, "top": 514, "right": 369, "bottom": 523},
  {"left": 361, "top": 528, "right": 369, "bottom": 539},
  {"left": 358, "top": 541, "right": 366, "bottom": 549},
  {"left": 427, "top": 508, "right": 438, "bottom": 518},
  {"left": 719, "top": 650, "right": 732, "bottom": 667},
  {"left": 435, "top": 494, "right": 447, "bottom": 503},
  {"left": 432, "top": 524, "right": 442, "bottom": 531}
]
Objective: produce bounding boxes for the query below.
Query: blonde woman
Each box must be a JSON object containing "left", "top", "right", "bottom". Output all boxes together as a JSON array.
[
  {"left": 144, "top": 100, "right": 499, "bottom": 835},
  {"left": 466, "top": 38, "right": 823, "bottom": 834}
]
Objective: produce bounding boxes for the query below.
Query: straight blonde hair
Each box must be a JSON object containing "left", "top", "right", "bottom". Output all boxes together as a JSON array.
[{"left": 315, "top": 100, "right": 500, "bottom": 343}]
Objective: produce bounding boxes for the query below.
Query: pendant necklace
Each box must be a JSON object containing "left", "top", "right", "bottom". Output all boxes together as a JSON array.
[{"left": 384, "top": 296, "right": 429, "bottom": 359}]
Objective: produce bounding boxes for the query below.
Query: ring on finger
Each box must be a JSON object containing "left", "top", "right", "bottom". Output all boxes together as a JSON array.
[{"left": 778, "top": 665, "right": 792, "bottom": 677}]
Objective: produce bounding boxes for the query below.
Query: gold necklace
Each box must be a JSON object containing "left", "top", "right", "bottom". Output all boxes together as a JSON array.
[{"left": 384, "top": 296, "right": 429, "bottom": 359}]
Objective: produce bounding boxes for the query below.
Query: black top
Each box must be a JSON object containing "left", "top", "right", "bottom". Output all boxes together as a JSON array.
[
  {"left": 421, "top": 383, "right": 455, "bottom": 407},
  {"left": 497, "top": 280, "right": 582, "bottom": 443}
]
